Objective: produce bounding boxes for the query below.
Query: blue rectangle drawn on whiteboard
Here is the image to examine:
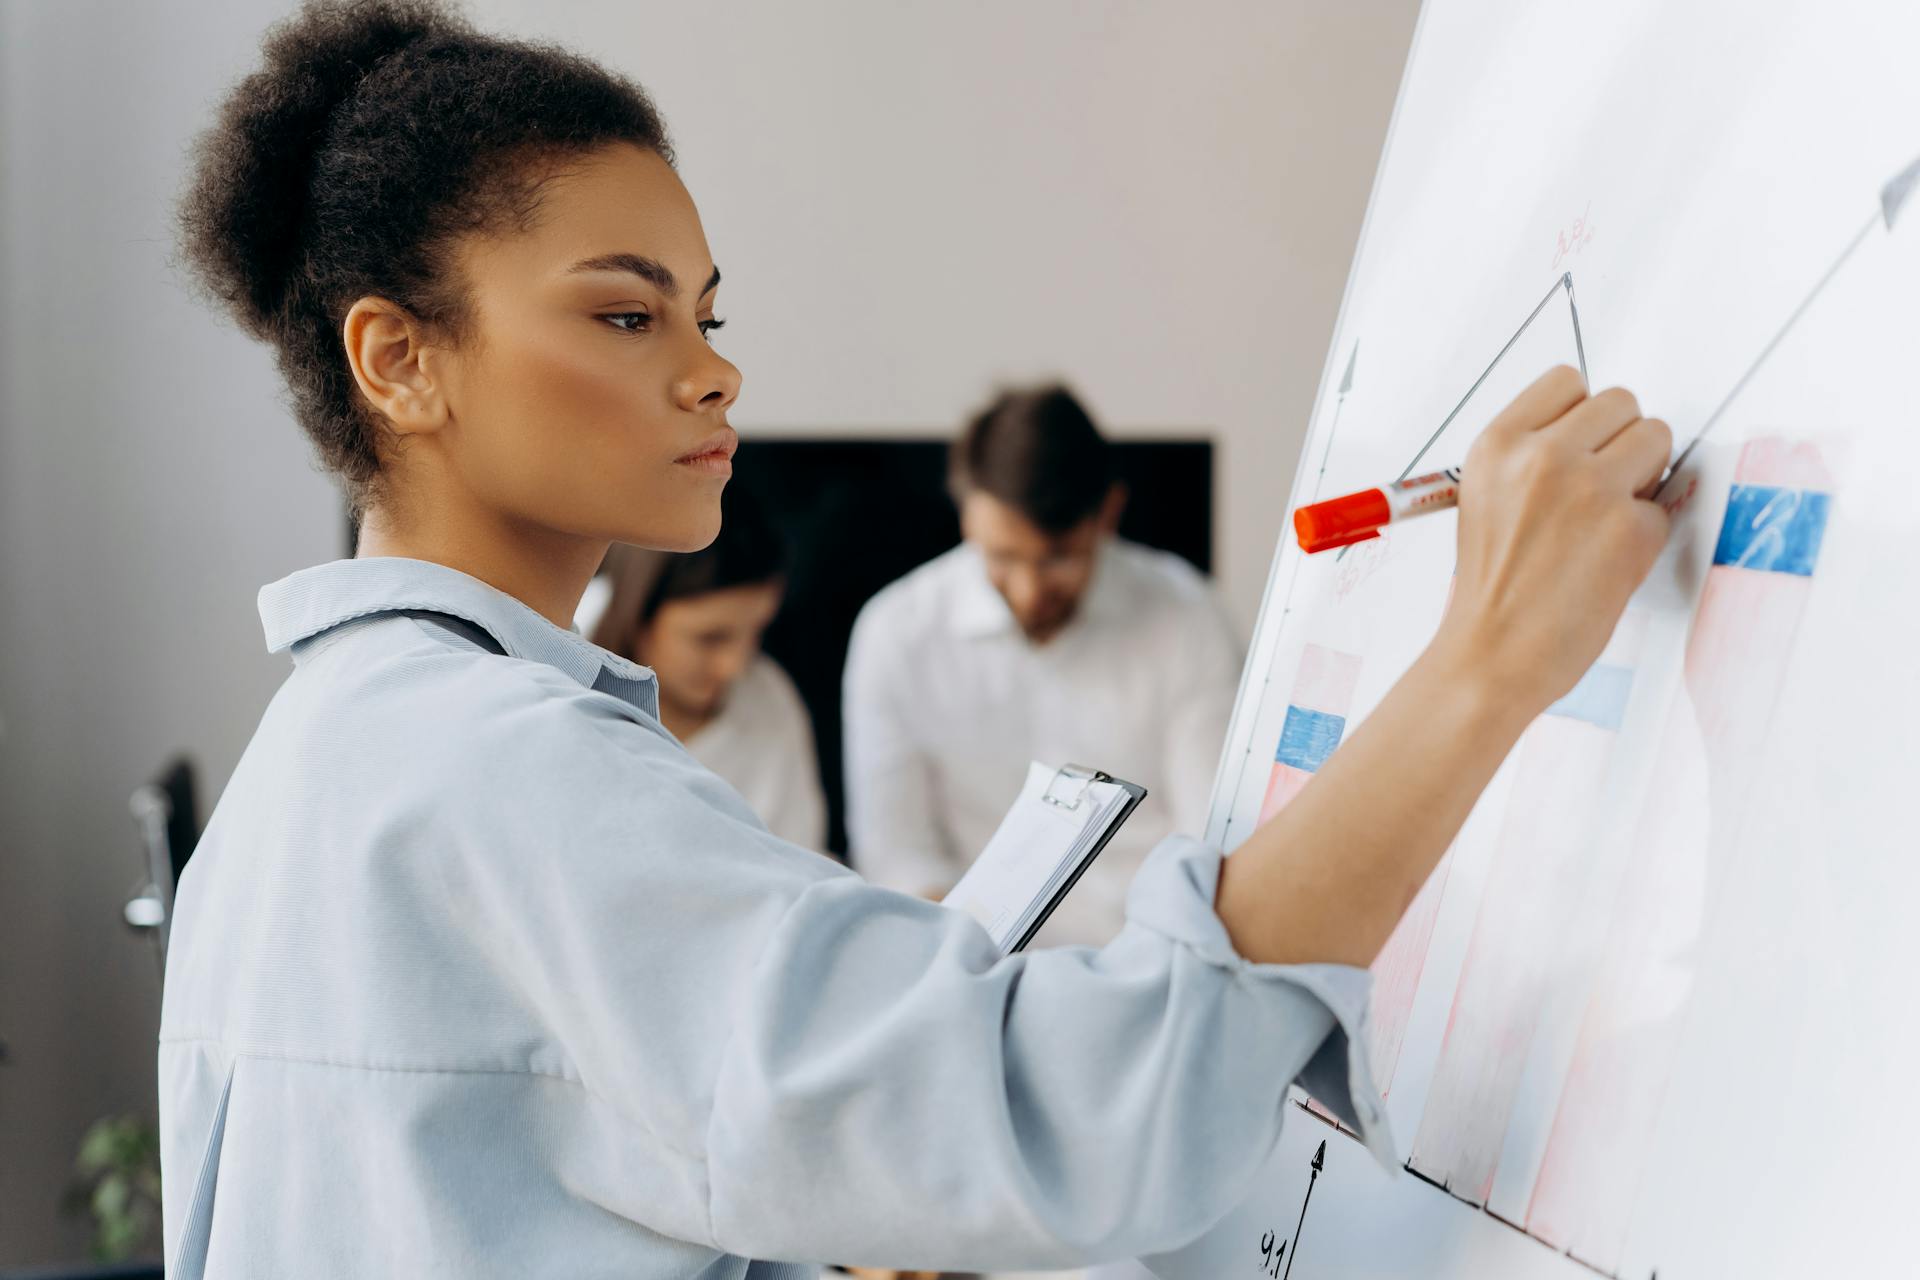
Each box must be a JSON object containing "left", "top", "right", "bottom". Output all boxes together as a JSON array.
[
  {"left": 1711, "top": 484, "right": 1831, "bottom": 576},
  {"left": 1546, "top": 662, "right": 1634, "bottom": 730},
  {"left": 1275, "top": 705, "right": 1345, "bottom": 773}
]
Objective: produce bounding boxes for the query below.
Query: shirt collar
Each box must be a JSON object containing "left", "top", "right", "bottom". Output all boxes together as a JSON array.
[
  {"left": 948, "top": 545, "right": 1016, "bottom": 638},
  {"left": 947, "top": 537, "right": 1129, "bottom": 641},
  {"left": 258, "top": 557, "right": 659, "bottom": 713}
]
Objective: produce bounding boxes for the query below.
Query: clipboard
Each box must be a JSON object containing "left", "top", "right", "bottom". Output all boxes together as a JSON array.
[{"left": 944, "top": 761, "right": 1149, "bottom": 954}]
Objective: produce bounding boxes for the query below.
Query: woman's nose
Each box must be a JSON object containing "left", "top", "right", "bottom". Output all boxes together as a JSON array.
[{"left": 672, "top": 338, "right": 742, "bottom": 414}]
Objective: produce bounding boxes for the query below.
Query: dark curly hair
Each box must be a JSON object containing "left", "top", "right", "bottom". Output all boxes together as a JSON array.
[{"left": 176, "top": 0, "right": 672, "bottom": 511}]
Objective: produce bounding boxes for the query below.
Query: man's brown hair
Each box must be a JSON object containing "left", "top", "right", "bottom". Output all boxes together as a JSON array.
[{"left": 949, "top": 385, "right": 1117, "bottom": 533}]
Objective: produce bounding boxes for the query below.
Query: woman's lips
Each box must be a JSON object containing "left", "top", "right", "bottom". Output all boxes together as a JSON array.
[
  {"left": 675, "top": 427, "right": 738, "bottom": 476},
  {"left": 677, "top": 451, "right": 733, "bottom": 477}
]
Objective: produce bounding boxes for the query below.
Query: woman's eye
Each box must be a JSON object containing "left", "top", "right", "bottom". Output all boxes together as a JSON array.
[
  {"left": 699, "top": 317, "right": 727, "bottom": 342},
  {"left": 604, "top": 312, "right": 652, "bottom": 334}
]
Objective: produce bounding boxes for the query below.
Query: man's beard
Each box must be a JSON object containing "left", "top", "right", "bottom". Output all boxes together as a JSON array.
[{"left": 1018, "top": 599, "right": 1078, "bottom": 643}]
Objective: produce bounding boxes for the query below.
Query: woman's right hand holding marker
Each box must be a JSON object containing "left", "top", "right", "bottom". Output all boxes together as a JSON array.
[
  {"left": 1217, "top": 366, "right": 1672, "bottom": 970},
  {"left": 1438, "top": 364, "right": 1673, "bottom": 719}
]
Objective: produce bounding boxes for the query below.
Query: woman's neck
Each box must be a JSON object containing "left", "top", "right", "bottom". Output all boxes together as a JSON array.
[
  {"left": 356, "top": 501, "right": 607, "bottom": 631},
  {"left": 657, "top": 695, "right": 715, "bottom": 743}
]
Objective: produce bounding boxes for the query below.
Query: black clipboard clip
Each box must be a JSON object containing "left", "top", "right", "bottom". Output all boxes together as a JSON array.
[{"left": 1041, "top": 763, "right": 1112, "bottom": 812}]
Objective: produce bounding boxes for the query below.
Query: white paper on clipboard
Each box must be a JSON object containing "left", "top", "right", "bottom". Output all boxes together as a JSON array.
[{"left": 943, "top": 761, "right": 1145, "bottom": 953}]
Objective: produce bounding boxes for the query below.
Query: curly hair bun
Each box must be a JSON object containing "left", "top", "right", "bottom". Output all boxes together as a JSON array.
[
  {"left": 179, "top": 0, "right": 466, "bottom": 337},
  {"left": 176, "top": 0, "right": 669, "bottom": 507}
]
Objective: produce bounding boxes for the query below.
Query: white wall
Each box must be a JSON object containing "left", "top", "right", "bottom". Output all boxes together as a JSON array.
[
  {"left": 0, "top": 0, "right": 1416, "bottom": 1264},
  {"left": 0, "top": 0, "right": 348, "bottom": 1265}
]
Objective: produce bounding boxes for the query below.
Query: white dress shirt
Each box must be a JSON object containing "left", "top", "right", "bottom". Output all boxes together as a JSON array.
[
  {"left": 158, "top": 557, "right": 1390, "bottom": 1279},
  {"left": 685, "top": 653, "right": 828, "bottom": 852},
  {"left": 842, "top": 539, "right": 1243, "bottom": 947}
]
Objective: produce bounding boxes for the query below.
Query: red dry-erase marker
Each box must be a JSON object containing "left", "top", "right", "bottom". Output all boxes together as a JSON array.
[{"left": 1293, "top": 468, "right": 1462, "bottom": 553}]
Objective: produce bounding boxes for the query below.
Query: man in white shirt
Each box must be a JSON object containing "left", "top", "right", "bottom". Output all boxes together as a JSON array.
[{"left": 844, "top": 386, "right": 1242, "bottom": 948}]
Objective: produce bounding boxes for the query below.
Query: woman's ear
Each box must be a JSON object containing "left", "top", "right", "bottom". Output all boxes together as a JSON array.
[{"left": 342, "top": 296, "right": 449, "bottom": 437}]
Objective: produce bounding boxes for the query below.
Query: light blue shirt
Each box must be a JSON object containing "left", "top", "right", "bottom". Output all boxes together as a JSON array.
[{"left": 158, "top": 557, "right": 1393, "bottom": 1279}]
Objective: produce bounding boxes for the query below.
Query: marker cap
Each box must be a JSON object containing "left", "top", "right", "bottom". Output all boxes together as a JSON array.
[{"left": 1294, "top": 489, "right": 1390, "bottom": 553}]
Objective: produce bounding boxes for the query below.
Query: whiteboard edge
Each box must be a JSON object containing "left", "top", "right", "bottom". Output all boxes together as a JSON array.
[{"left": 1201, "top": 0, "right": 1437, "bottom": 850}]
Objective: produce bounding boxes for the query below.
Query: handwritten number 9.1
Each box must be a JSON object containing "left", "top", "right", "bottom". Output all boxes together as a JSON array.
[{"left": 1258, "top": 1228, "right": 1287, "bottom": 1277}]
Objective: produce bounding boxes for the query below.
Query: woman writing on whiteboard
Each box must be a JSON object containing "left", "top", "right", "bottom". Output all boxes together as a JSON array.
[{"left": 158, "top": 3, "right": 1673, "bottom": 1277}]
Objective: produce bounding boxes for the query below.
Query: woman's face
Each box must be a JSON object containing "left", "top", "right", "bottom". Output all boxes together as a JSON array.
[
  {"left": 433, "top": 143, "right": 741, "bottom": 552},
  {"left": 634, "top": 582, "right": 785, "bottom": 722}
]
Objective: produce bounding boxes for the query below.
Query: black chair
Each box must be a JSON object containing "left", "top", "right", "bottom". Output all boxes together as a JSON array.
[{"left": 122, "top": 756, "right": 200, "bottom": 974}]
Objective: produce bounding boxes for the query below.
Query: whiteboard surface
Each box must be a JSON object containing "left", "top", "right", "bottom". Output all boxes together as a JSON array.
[{"left": 1157, "top": 2, "right": 1920, "bottom": 1276}]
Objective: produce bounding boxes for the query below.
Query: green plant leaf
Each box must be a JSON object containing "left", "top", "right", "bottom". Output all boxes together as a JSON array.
[
  {"left": 75, "top": 1121, "right": 120, "bottom": 1173},
  {"left": 92, "top": 1173, "right": 129, "bottom": 1219}
]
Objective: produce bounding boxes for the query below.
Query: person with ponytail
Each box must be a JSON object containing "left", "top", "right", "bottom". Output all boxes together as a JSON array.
[{"left": 161, "top": 2, "right": 1674, "bottom": 1277}]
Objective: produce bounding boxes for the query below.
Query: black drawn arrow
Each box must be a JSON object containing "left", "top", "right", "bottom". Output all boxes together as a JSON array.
[{"left": 1280, "top": 1139, "right": 1326, "bottom": 1280}]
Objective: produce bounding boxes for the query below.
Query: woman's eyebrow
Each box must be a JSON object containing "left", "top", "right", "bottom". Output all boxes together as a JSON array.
[{"left": 565, "top": 253, "right": 721, "bottom": 300}]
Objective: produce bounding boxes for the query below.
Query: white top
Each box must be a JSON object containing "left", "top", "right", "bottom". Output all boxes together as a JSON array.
[
  {"left": 571, "top": 572, "right": 615, "bottom": 638},
  {"left": 684, "top": 654, "right": 828, "bottom": 852},
  {"left": 843, "top": 539, "right": 1243, "bottom": 947},
  {"left": 157, "top": 557, "right": 1392, "bottom": 1279}
]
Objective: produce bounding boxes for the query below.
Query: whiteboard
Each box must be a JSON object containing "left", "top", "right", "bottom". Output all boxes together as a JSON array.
[{"left": 1154, "top": 2, "right": 1920, "bottom": 1276}]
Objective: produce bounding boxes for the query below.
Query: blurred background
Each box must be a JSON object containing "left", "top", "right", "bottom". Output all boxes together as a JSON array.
[{"left": 0, "top": 0, "right": 1418, "bottom": 1268}]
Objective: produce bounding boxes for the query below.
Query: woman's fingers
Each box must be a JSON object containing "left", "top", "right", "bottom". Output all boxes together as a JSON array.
[
  {"left": 1595, "top": 416, "right": 1674, "bottom": 494},
  {"left": 1485, "top": 364, "right": 1590, "bottom": 438},
  {"left": 1450, "top": 377, "right": 1675, "bottom": 716},
  {"left": 1551, "top": 385, "right": 1644, "bottom": 452}
]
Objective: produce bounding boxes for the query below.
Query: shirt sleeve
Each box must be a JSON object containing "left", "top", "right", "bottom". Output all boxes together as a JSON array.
[
  {"left": 708, "top": 835, "right": 1394, "bottom": 1272},
  {"left": 841, "top": 602, "right": 957, "bottom": 895},
  {"left": 459, "top": 673, "right": 1393, "bottom": 1275}
]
